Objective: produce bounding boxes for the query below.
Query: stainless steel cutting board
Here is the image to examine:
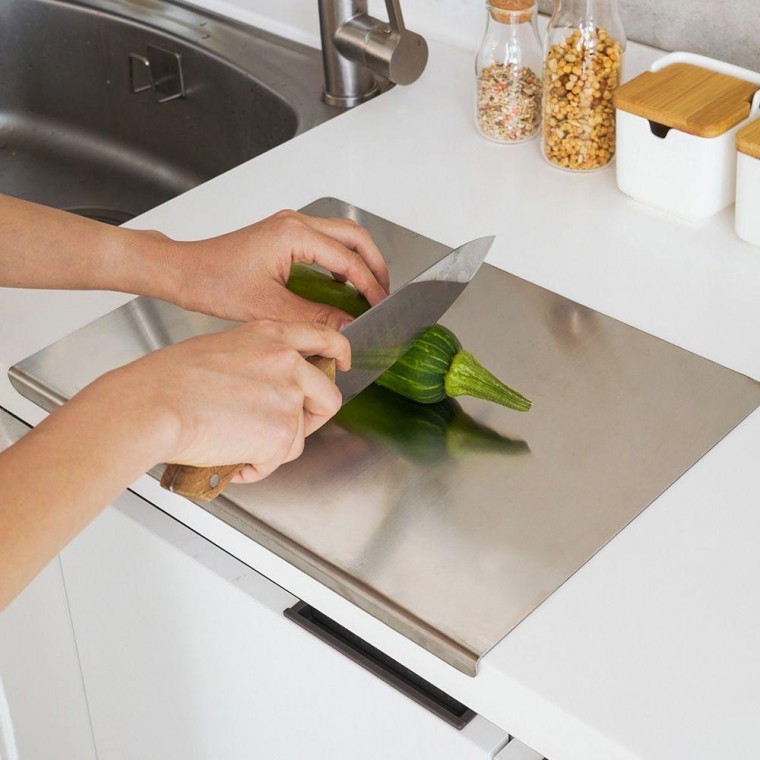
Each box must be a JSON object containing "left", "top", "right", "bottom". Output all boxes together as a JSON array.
[{"left": 11, "top": 197, "right": 760, "bottom": 676}]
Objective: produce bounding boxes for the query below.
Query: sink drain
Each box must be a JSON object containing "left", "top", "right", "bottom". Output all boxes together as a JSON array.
[{"left": 66, "top": 207, "right": 135, "bottom": 226}]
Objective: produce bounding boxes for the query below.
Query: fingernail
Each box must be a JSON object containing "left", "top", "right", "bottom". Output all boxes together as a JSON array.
[{"left": 340, "top": 317, "right": 354, "bottom": 330}]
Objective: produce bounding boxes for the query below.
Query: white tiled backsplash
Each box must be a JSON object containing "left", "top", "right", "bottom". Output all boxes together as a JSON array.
[{"left": 189, "top": 0, "right": 760, "bottom": 73}]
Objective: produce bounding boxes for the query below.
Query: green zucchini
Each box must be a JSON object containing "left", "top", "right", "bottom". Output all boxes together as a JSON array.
[
  {"left": 376, "top": 325, "right": 532, "bottom": 411},
  {"left": 287, "top": 264, "right": 532, "bottom": 411},
  {"left": 287, "top": 264, "right": 369, "bottom": 318}
]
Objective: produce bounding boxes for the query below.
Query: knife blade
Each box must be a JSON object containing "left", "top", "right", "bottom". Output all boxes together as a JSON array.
[{"left": 161, "top": 235, "right": 494, "bottom": 500}]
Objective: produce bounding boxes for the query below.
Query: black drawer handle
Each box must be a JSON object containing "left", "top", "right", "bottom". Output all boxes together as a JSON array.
[{"left": 284, "top": 601, "right": 476, "bottom": 730}]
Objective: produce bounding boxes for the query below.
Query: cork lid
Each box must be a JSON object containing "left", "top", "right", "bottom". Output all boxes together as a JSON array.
[
  {"left": 489, "top": 0, "right": 535, "bottom": 23},
  {"left": 737, "top": 119, "right": 760, "bottom": 159},
  {"left": 613, "top": 63, "right": 758, "bottom": 138}
]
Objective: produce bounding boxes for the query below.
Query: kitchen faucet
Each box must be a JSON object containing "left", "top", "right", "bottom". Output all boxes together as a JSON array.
[{"left": 318, "top": 0, "right": 428, "bottom": 107}]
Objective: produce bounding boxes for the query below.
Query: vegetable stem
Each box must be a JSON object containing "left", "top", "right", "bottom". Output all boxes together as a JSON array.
[{"left": 445, "top": 351, "right": 532, "bottom": 412}]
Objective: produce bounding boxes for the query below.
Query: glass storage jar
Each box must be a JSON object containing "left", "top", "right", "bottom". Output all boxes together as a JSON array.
[
  {"left": 542, "top": 0, "right": 626, "bottom": 170},
  {"left": 476, "top": 0, "right": 543, "bottom": 144}
]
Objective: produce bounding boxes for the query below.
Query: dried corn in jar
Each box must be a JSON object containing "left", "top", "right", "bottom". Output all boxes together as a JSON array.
[{"left": 542, "top": 0, "right": 626, "bottom": 170}]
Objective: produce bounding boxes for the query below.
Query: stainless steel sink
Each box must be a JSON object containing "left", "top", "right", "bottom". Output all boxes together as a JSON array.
[{"left": 0, "top": 0, "right": 337, "bottom": 223}]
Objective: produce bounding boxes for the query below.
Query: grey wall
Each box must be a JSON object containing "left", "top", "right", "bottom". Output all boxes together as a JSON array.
[{"left": 537, "top": 0, "right": 760, "bottom": 72}]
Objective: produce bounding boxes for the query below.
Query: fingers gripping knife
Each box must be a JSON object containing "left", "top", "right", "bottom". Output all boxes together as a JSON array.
[
  {"left": 160, "top": 357, "right": 336, "bottom": 500},
  {"left": 160, "top": 237, "right": 495, "bottom": 501}
]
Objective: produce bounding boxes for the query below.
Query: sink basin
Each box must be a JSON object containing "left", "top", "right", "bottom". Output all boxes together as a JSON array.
[{"left": 0, "top": 0, "right": 337, "bottom": 223}]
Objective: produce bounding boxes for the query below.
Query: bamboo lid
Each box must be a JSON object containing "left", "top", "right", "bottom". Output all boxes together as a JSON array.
[
  {"left": 613, "top": 63, "right": 758, "bottom": 138},
  {"left": 737, "top": 119, "right": 760, "bottom": 159},
  {"left": 489, "top": 0, "right": 535, "bottom": 23}
]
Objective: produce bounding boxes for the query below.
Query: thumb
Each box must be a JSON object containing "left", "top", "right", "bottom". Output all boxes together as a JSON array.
[{"left": 277, "top": 289, "right": 354, "bottom": 331}]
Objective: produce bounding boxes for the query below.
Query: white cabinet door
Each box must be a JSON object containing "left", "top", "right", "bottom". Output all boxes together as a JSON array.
[
  {"left": 0, "top": 558, "right": 96, "bottom": 760},
  {"left": 61, "top": 491, "right": 508, "bottom": 760},
  {"left": 0, "top": 409, "right": 96, "bottom": 760}
]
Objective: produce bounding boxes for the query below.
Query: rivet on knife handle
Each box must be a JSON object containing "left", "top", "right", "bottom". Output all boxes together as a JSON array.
[{"left": 160, "top": 356, "right": 337, "bottom": 501}]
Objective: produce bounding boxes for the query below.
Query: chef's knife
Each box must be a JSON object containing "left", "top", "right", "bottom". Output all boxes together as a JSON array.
[{"left": 161, "top": 235, "right": 495, "bottom": 500}]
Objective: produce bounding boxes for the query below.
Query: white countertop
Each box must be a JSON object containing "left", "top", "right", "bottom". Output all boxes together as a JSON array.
[{"left": 2, "top": 33, "right": 760, "bottom": 760}]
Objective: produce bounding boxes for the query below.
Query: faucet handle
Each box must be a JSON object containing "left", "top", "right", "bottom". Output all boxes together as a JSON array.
[
  {"left": 385, "top": 0, "right": 406, "bottom": 33},
  {"left": 365, "top": 0, "right": 428, "bottom": 85}
]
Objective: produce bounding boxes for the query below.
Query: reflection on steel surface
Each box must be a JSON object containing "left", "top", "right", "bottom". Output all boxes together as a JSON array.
[
  {"left": 334, "top": 385, "right": 529, "bottom": 466},
  {"left": 10, "top": 198, "right": 760, "bottom": 676}
]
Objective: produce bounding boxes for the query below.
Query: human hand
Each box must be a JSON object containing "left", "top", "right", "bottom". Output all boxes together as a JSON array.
[
  {"left": 159, "top": 210, "right": 389, "bottom": 329},
  {"left": 0, "top": 196, "right": 388, "bottom": 330},
  {"left": 94, "top": 319, "right": 350, "bottom": 483}
]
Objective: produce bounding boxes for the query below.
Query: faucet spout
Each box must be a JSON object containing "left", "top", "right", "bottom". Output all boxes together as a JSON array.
[{"left": 318, "top": 0, "right": 428, "bottom": 108}]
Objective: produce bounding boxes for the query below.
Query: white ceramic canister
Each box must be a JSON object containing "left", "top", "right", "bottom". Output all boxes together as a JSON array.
[
  {"left": 614, "top": 52, "right": 760, "bottom": 221},
  {"left": 735, "top": 119, "right": 760, "bottom": 246}
]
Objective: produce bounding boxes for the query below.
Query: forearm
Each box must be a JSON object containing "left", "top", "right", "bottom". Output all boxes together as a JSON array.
[
  {"left": 0, "top": 193, "right": 184, "bottom": 297},
  {"left": 0, "top": 370, "right": 176, "bottom": 610}
]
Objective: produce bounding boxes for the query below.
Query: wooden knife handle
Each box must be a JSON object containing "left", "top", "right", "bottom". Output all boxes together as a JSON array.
[{"left": 160, "top": 356, "right": 337, "bottom": 502}]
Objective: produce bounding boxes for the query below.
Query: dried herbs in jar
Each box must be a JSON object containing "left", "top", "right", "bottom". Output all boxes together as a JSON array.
[{"left": 475, "top": 1, "right": 543, "bottom": 144}]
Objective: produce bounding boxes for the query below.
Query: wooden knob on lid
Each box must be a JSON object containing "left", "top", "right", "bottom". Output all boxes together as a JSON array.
[{"left": 489, "top": 0, "right": 535, "bottom": 23}]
